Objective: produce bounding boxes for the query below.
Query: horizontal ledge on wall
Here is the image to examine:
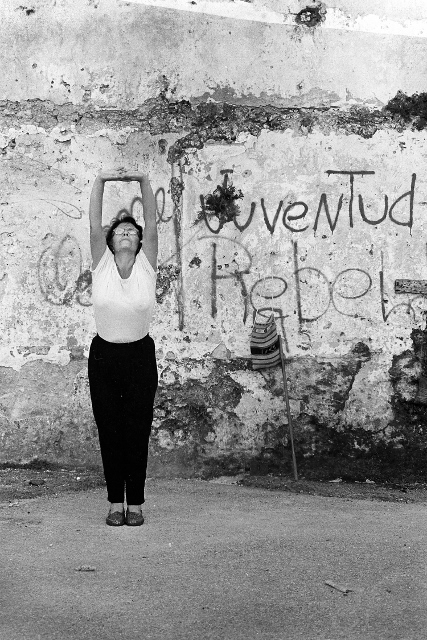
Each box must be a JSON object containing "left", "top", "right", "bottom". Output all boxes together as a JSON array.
[{"left": 395, "top": 279, "right": 427, "bottom": 295}]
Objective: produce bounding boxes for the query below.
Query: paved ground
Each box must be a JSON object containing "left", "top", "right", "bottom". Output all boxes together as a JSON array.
[{"left": 1, "top": 478, "right": 427, "bottom": 640}]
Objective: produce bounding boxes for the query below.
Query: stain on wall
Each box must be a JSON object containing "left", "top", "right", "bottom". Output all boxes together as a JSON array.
[
  {"left": 295, "top": 4, "right": 326, "bottom": 29},
  {"left": 386, "top": 91, "right": 427, "bottom": 131}
]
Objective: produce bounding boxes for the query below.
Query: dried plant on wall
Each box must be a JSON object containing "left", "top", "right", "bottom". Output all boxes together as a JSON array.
[{"left": 195, "top": 180, "right": 244, "bottom": 228}]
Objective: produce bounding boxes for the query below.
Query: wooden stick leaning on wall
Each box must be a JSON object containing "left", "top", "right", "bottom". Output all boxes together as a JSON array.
[{"left": 278, "top": 335, "right": 298, "bottom": 481}]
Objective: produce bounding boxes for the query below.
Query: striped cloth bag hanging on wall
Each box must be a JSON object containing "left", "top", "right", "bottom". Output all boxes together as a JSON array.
[{"left": 250, "top": 312, "right": 281, "bottom": 370}]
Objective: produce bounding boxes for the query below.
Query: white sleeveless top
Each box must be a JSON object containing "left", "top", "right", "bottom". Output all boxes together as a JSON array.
[{"left": 91, "top": 247, "right": 156, "bottom": 343}]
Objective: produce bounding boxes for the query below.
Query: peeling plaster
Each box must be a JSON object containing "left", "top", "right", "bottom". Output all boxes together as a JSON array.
[
  {"left": 0, "top": 346, "right": 71, "bottom": 371},
  {"left": 342, "top": 354, "right": 394, "bottom": 432},
  {"left": 0, "top": 93, "right": 414, "bottom": 160}
]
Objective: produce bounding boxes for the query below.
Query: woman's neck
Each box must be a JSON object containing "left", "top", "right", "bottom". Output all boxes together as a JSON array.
[{"left": 114, "top": 250, "right": 136, "bottom": 279}]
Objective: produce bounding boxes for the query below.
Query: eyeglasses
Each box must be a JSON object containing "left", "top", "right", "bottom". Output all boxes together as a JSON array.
[{"left": 113, "top": 227, "right": 139, "bottom": 236}]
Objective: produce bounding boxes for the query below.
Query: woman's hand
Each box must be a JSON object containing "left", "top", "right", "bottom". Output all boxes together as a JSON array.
[{"left": 97, "top": 170, "right": 148, "bottom": 183}]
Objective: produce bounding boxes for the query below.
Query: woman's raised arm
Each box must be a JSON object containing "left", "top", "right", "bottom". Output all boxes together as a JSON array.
[
  {"left": 138, "top": 175, "right": 158, "bottom": 271},
  {"left": 89, "top": 175, "right": 108, "bottom": 270}
]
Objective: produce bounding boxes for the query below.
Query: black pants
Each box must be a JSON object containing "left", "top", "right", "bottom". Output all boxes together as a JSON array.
[{"left": 88, "top": 334, "right": 158, "bottom": 505}]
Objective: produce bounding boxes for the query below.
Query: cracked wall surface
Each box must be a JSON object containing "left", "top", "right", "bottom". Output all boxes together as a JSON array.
[{"left": 1, "top": 0, "right": 427, "bottom": 480}]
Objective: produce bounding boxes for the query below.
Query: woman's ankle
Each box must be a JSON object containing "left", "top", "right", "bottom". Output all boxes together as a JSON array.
[
  {"left": 127, "top": 504, "right": 142, "bottom": 513},
  {"left": 109, "top": 502, "right": 124, "bottom": 513}
]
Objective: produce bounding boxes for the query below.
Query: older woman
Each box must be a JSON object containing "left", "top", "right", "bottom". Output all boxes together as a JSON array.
[{"left": 88, "top": 171, "right": 158, "bottom": 526}]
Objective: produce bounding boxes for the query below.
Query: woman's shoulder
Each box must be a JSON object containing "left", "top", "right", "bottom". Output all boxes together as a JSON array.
[
  {"left": 137, "top": 249, "right": 156, "bottom": 280},
  {"left": 91, "top": 246, "right": 113, "bottom": 275}
]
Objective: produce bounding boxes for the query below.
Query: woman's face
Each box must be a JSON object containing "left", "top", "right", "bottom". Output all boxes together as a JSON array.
[{"left": 112, "top": 222, "right": 140, "bottom": 254}]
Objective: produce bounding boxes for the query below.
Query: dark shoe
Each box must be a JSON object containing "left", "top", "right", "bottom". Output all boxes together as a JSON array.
[
  {"left": 106, "top": 510, "right": 125, "bottom": 526},
  {"left": 125, "top": 509, "right": 144, "bottom": 526}
]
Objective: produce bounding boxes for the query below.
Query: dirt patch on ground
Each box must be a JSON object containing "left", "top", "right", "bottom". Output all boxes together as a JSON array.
[
  {"left": 0, "top": 464, "right": 105, "bottom": 503},
  {"left": 1, "top": 463, "right": 427, "bottom": 504},
  {"left": 240, "top": 474, "right": 427, "bottom": 503}
]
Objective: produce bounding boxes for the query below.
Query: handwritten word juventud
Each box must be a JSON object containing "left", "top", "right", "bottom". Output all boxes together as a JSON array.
[{"left": 200, "top": 171, "right": 416, "bottom": 235}]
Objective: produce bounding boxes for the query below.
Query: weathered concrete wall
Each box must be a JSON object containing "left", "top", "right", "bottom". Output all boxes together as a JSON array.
[{"left": 2, "top": 0, "right": 427, "bottom": 480}]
